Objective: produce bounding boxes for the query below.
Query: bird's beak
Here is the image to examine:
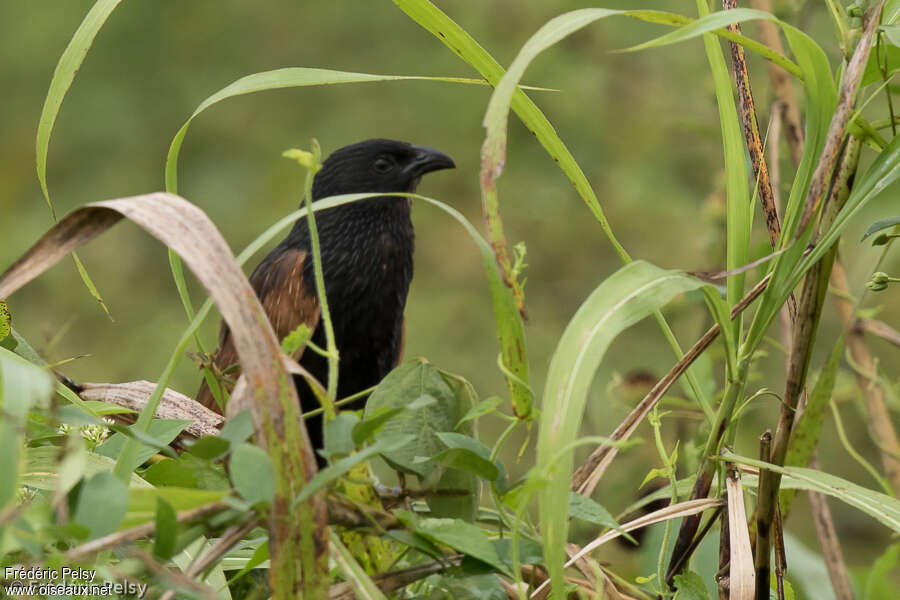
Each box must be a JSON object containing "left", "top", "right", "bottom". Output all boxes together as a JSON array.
[{"left": 404, "top": 146, "right": 456, "bottom": 177}]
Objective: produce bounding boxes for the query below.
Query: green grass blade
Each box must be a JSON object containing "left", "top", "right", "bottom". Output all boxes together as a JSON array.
[
  {"left": 35, "top": 0, "right": 124, "bottom": 318},
  {"left": 164, "top": 68, "right": 493, "bottom": 194},
  {"left": 620, "top": 8, "right": 802, "bottom": 78},
  {"left": 396, "top": 0, "right": 714, "bottom": 421},
  {"left": 537, "top": 261, "right": 705, "bottom": 598},
  {"left": 723, "top": 451, "right": 900, "bottom": 532},
  {"left": 696, "top": 0, "right": 751, "bottom": 347},
  {"left": 36, "top": 0, "right": 123, "bottom": 214}
]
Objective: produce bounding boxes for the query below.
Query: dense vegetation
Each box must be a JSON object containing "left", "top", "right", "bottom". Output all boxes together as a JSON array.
[{"left": 1, "top": 1, "right": 899, "bottom": 598}]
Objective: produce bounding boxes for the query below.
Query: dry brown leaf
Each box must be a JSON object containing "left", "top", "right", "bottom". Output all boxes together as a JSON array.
[
  {"left": 726, "top": 469, "right": 755, "bottom": 600},
  {"left": 0, "top": 192, "right": 328, "bottom": 593}
]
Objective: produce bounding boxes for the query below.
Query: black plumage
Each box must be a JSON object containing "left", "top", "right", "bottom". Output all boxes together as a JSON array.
[{"left": 197, "top": 138, "right": 455, "bottom": 457}]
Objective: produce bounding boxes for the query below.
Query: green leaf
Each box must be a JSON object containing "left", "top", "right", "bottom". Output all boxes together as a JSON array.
[
  {"left": 568, "top": 492, "right": 633, "bottom": 543},
  {"left": 351, "top": 406, "right": 405, "bottom": 446},
  {"left": 281, "top": 323, "right": 313, "bottom": 356},
  {"left": 457, "top": 396, "right": 503, "bottom": 426},
  {"left": 23, "top": 446, "right": 150, "bottom": 491},
  {"left": 226, "top": 540, "right": 269, "bottom": 585},
  {"left": 865, "top": 543, "right": 900, "bottom": 600},
  {"left": 154, "top": 498, "right": 178, "bottom": 560},
  {"left": 187, "top": 435, "right": 231, "bottom": 460},
  {"left": 324, "top": 412, "right": 361, "bottom": 459},
  {"left": 0, "top": 423, "right": 20, "bottom": 510},
  {"left": 673, "top": 570, "right": 711, "bottom": 600},
  {"left": 723, "top": 451, "right": 900, "bottom": 532},
  {"left": 74, "top": 471, "right": 129, "bottom": 539},
  {"left": 427, "top": 465, "right": 480, "bottom": 522},
  {"left": 142, "top": 458, "right": 199, "bottom": 488},
  {"left": 537, "top": 261, "right": 704, "bottom": 589},
  {"left": 365, "top": 360, "right": 466, "bottom": 478},
  {"left": 415, "top": 518, "right": 511, "bottom": 576},
  {"left": 861, "top": 216, "right": 900, "bottom": 241},
  {"left": 97, "top": 419, "right": 191, "bottom": 471},
  {"left": 123, "top": 487, "right": 225, "bottom": 529},
  {"left": 218, "top": 409, "right": 254, "bottom": 447},
  {"left": 229, "top": 443, "right": 276, "bottom": 506},
  {"left": 0, "top": 346, "right": 55, "bottom": 419},
  {"left": 434, "top": 432, "right": 499, "bottom": 481},
  {"left": 292, "top": 434, "right": 414, "bottom": 507}
]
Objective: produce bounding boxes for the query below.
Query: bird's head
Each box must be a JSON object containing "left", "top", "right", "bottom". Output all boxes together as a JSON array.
[{"left": 311, "top": 138, "right": 455, "bottom": 200}]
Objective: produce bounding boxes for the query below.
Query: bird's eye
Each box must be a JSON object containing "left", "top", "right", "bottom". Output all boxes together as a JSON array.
[{"left": 373, "top": 157, "right": 394, "bottom": 173}]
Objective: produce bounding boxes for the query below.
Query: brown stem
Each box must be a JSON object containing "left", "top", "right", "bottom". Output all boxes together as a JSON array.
[
  {"left": 723, "top": 0, "right": 780, "bottom": 249},
  {"left": 756, "top": 132, "right": 861, "bottom": 600},
  {"left": 795, "top": 1, "right": 886, "bottom": 235},
  {"left": 750, "top": 0, "right": 805, "bottom": 166},
  {"left": 807, "top": 457, "right": 855, "bottom": 600},
  {"left": 830, "top": 261, "right": 900, "bottom": 493}
]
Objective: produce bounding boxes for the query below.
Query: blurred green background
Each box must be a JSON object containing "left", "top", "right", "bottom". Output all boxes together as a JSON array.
[{"left": 2, "top": 0, "right": 898, "bottom": 588}]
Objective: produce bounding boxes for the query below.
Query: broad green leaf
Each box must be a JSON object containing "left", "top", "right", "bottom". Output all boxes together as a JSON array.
[
  {"left": 218, "top": 409, "right": 254, "bottom": 447},
  {"left": 415, "top": 517, "right": 511, "bottom": 576},
  {"left": 123, "top": 487, "right": 225, "bottom": 529},
  {"left": 229, "top": 443, "right": 276, "bottom": 506},
  {"left": 97, "top": 419, "right": 191, "bottom": 471},
  {"left": 723, "top": 451, "right": 900, "bottom": 532},
  {"left": 0, "top": 348, "right": 54, "bottom": 509},
  {"left": 427, "top": 466, "right": 480, "bottom": 522},
  {"left": 538, "top": 261, "right": 704, "bottom": 594},
  {"left": 154, "top": 498, "right": 178, "bottom": 560},
  {"left": 292, "top": 434, "right": 414, "bottom": 507},
  {"left": 324, "top": 412, "right": 361, "bottom": 459},
  {"left": 0, "top": 423, "right": 20, "bottom": 510},
  {"left": 142, "top": 458, "right": 199, "bottom": 489},
  {"left": 673, "top": 570, "right": 710, "bottom": 600},
  {"left": 74, "top": 471, "right": 129, "bottom": 539},
  {"left": 23, "top": 446, "right": 150, "bottom": 490},
  {"left": 0, "top": 347, "right": 54, "bottom": 419},
  {"left": 457, "top": 396, "right": 503, "bottom": 426},
  {"left": 568, "top": 492, "right": 632, "bottom": 543},
  {"left": 186, "top": 435, "right": 231, "bottom": 461},
  {"left": 365, "top": 360, "right": 464, "bottom": 478},
  {"left": 435, "top": 433, "right": 499, "bottom": 480}
]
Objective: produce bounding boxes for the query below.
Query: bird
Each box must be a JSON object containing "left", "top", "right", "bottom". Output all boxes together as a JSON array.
[{"left": 196, "top": 138, "right": 455, "bottom": 459}]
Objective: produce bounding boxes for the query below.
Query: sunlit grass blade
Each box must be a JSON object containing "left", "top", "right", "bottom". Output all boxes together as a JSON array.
[{"left": 537, "top": 261, "right": 705, "bottom": 598}]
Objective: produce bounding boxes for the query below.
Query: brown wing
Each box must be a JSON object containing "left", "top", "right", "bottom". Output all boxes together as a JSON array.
[{"left": 196, "top": 248, "right": 320, "bottom": 413}]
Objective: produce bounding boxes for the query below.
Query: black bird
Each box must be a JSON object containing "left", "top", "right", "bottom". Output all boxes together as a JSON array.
[{"left": 196, "top": 139, "right": 455, "bottom": 456}]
